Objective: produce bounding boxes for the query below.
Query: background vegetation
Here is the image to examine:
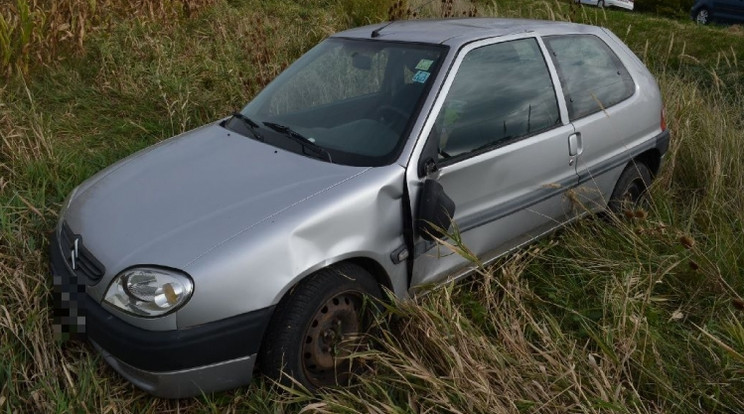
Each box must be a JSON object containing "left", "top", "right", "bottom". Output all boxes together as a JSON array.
[
  {"left": 633, "top": 0, "right": 695, "bottom": 18},
  {"left": 1, "top": 0, "right": 743, "bottom": 412}
]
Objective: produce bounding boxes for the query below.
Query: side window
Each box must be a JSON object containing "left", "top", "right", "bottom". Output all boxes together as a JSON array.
[
  {"left": 434, "top": 38, "right": 561, "bottom": 160},
  {"left": 543, "top": 35, "right": 635, "bottom": 121}
]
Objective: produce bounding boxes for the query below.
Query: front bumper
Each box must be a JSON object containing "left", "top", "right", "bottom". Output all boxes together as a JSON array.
[
  {"left": 50, "top": 233, "right": 275, "bottom": 398},
  {"left": 92, "top": 339, "right": 258, "bottom": 398}
]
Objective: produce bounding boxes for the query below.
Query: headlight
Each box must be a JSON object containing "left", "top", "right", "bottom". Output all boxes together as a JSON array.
[{"left": 103, "top": 267, "right": 194, "bottom": 317}]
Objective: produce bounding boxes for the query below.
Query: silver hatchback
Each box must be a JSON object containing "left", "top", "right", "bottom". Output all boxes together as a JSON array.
[{"left": 51, "top": 18, "right": 669, "bottom": 398}]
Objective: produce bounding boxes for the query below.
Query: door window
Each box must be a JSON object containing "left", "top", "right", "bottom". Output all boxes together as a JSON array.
[
  {"left": 433, "top": 38, "right": 561, "bottom": 160},
  {"left": 543, "top": 35, "right": 635, "bottom": 121}
]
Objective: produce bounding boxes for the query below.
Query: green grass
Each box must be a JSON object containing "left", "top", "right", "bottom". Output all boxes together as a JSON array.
[{"left": 2, "top": 0, "right": 744, "bottom": 412}]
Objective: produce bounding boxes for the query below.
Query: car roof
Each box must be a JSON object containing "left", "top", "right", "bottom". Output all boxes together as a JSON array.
[{"left": 332, "top": 18, "right": 603, "bottom": 46}]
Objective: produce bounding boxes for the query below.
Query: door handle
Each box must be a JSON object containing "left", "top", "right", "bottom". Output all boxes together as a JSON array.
[{"left": 568, "top": 133, "right": 582, "bottom": 156}]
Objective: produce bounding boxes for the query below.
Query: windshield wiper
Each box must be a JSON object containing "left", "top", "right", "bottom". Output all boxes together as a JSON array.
[
  {"left": 263, "top": 122, "right": 332, "bottom": 163},
  {"left": 231, "top": 112, "right": 264, "bottom": 141}
]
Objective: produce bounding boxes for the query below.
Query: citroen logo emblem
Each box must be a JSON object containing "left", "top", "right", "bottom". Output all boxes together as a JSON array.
[{"left": 70, "top": 238, "right": 80, "bottom": 270}]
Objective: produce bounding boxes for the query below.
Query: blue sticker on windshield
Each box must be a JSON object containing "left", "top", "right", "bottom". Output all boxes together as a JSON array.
[{"left": 412, "top": 70, "right": 430, "bottom": 84}]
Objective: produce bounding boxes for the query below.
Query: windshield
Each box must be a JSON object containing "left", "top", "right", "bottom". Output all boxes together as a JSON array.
[{"left": 232, "top": 38, "right": 446, "bottom": 166}]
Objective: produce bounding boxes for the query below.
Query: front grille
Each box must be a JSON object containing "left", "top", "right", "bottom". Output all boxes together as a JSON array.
[{"left": 60, "top": 221, "right": 106, "bottom": 283}]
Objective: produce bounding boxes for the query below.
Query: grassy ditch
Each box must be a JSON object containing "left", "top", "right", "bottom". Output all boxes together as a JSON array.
[{"left": 1, "top": 0, "right": 743, "bottom": 412}]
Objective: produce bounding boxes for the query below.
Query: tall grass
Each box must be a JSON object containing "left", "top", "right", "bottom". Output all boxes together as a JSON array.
[
  {"left": 0, "top": 1, "right": 342, "bottom": 411},
  {"left": 0, "top": 0, "right": 219, "bottom": 77},
  {"left": 1, "top": 0, "right": 743, "bottom": 412}
]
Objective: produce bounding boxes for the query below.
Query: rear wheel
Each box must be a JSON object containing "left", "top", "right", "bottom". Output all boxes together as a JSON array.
[
  {"left": 608, "top": 162, "right": 652, "bottom": 214},
  {"left": 259, "top": 263, "right": 382, "bottom": 391}
]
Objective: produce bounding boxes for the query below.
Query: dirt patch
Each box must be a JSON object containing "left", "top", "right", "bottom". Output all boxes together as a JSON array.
[{"left": 726, "top": 24, "right": 744, "bottom": 36}]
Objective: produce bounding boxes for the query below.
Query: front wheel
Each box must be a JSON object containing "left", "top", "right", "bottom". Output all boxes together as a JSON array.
[
  {"left": 258, "top": 263, "right": 382, "bottom": 391},
  {"left": 608, "top": 162, "right": 652, "bottom": 214},
  {"left": 695, "top": 8, "right": 710, "bottom": 24}
]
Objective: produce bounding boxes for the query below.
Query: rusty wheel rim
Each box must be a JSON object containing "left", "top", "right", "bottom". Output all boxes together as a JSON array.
[{"left": 301, "top": 291, "right": 364, "bottom": 387}]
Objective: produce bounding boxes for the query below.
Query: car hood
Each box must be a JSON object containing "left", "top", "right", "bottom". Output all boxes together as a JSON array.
[{"left": 64, "top": 122, "right": 369, "bottom": 275}]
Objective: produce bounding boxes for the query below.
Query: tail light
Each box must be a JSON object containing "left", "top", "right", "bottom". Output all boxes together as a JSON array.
[{"left": 660, "top": 107, "right": 667, "bottom": 131}]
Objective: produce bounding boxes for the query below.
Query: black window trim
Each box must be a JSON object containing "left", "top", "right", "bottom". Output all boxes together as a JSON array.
[{"left": 437, "top": 117, "right": 562, "bottom": 168}]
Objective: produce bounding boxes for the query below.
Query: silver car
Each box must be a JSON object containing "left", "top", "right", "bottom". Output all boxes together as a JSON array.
[{"left": 51, "top": 18, "right": 669, "bottom": 398}]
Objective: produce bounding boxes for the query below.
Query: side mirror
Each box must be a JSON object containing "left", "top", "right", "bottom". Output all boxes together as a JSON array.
[{"left": 416, "top": 179, "right": 456, "bottom": 241}]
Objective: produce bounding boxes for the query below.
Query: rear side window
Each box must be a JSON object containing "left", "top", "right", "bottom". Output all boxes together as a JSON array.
[
  {"left": 544, "top": 35, "right": 635, "bottom": 121},
  {"left": 434, "top": 38, "right": 561, "bottom": 160}
]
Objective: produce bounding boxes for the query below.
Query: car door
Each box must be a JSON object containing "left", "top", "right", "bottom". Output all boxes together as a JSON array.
[
  {"left": 406, "top": 36, "right": 577, "bottom": 288},
  {"left": 542, "top": 34, "right": 637, "bottom": 212}
]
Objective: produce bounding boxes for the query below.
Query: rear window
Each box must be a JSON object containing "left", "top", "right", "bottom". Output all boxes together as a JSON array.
[{"left": 543, "top": 35, "right": 635, "bottom": 121}]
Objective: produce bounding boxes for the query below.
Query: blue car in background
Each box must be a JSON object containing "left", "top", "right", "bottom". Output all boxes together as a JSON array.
[{"left": 691, "top": 0, "right": 744, "bottom": 24}]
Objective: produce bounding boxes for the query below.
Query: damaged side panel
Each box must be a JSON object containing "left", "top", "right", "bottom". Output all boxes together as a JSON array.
[{"left": 175, "top": 166, "right": 409, "bottom": 328}]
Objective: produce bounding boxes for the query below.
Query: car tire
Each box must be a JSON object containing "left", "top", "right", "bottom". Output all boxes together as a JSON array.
[
  {"left": 608, "top": 162, "right": 652, "bottom": 214},
  {"left": 258, "top": 262, "right": 383, "bottom": 391},
  {"left": 694, "top": 8, "right": 710, "bottom": 24}
]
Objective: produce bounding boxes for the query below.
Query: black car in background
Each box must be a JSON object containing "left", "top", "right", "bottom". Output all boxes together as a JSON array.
[{"left": 691, "top": 0, "right": 744, "bottom": 24}]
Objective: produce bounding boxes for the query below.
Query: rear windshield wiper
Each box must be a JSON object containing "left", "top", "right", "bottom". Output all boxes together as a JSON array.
[
  {"left": 263, "top": 122, "right": 332, "bottom": 163},
  {"left": 230, "top": 112, "right": 264, "bottom": 141}
]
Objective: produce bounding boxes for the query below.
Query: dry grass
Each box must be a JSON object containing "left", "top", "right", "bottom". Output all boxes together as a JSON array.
[
  {"left": 1, "top": 0, "right": 744, "bottom": 412},
  {"left": 310, "top": 250, "right": 660, "bottom": 413},
  {"left": 0, "top": 0, "right": 219, "bottom": 77}
]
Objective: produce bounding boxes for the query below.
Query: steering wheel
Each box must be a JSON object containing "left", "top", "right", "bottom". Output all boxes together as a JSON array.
[{"left": 375, "top": 105, "right": 409, "bottom": 132}]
